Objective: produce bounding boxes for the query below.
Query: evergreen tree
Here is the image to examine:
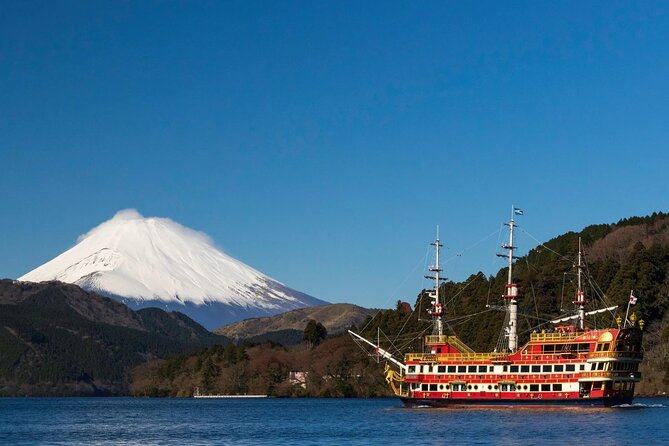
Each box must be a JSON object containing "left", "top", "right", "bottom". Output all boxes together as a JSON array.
[{"left": 303, "top": 320, "right": 327, "bottom": 348}]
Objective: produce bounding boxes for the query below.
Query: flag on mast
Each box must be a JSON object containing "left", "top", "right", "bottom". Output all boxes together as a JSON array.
[
  {"left": 514, "top": 207, "right": 524, "bottom": 215},
  {"left": 629, "top": 291, "right": 638, "bottom": 305}
]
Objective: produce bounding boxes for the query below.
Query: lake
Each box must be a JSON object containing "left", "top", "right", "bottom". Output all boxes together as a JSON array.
[{"left": 0, "top": 397, "right": 667, "bottom": 445}]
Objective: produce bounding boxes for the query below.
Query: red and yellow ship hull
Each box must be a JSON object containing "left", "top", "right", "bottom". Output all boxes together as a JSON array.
[{"left": 388, "top": 327, "right": 642, "bottom": 407}]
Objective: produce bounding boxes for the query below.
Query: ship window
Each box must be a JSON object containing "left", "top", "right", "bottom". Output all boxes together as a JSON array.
[
  {"left": 521, "top": 365, "right": 530, "bottom": 373},
  {"left": 408, "top": 366, "right": 416, "bottom": 373},
  {"left": 530, "top": 384, "right": 539, "bottom": 392},
  {"left": 554, "top": 365, "right": 564, "bottom": 372},
  {"left": 478, "top": 365, "right": 487, "bottom": 373},
  {"left": 421, "top": 384, "right": 429, "bottom": 391},
  {"left": 541, "top": 384, "right": 550, "bottom": 392},
  {"left": 553, "top": 384, "right": 562, "bottom": 391},
  {"left": 501, "top": 384, "right": 508, "bottom": 391},
  {"left": 437, "top": 366, "right": 446, "bottom": 373},
  {"left": 467, "top": 385, "right": 472, "bottom": 390},
  {"left": 445, "top": 384, "right": 450, "bottom": 390},
  {"left": 489, "top": 366, "right": 494, "bottom": 372},
  {"left": 429, "top": 384, "right": 438, "bottom": 391},
  {"left": 503, "top": 365, "right": 508, "bottom": 372},
  {"left": 468, "top": 366, "right": 477, "bottom": 373},
  {"left": 523, "top": 385, "right": 528, "bottom": 390},
  {"left": 494, "top": 385, "right": 499, "bottom": 390},
  {"left": 448, "top": 366, "right": 456, "bottom": 373},
  {"left": 474, "top": 385, "right": 479, "bottom": 390},
  {"left": 439, "top": 384, "right": 444, "bottom": 390},
  {"left": 531, "top": 365, "right": 541, "bottom": 373},
  {"left": 510, "top": 366, "right": 519, "bottom": 373},
  {"left": 580, "top": 364, "right": 585, "bottom": 371},
  {"left": 542, "top": 365, "right": 551, "bottom": 373},
  {"left": 458, "top": 366, "right": 466, "bottom": 373},
  {"left": 487, "top": 385, "right": 492, "bottom": 390},
  {"left": 428, "top": 365, "right": 433, "bottom": 373},
  {"left": 509, "top": 384, "right": 516, "bottom": 391},
  {"left": 566, "top": 364, "right": 575, "bottom": 372}
]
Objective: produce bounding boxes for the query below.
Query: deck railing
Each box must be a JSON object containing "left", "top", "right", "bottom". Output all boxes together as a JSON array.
[
  {"left": 579, "top": 371, "right": 641, "bottom": 380},
  {"left": 424, "top": 335, "right": 449, "bottom": 344},
  {"left": 587, "top": 351, "right": 643, "bottom": 360},
  {"left": 529, "top": 332, "right": 582, "bottom": 342},
  {"left": 405, "top": 352, "right": 511, "bottom": 362},
  {"left": 424, "top": 335, "right": 476, "bottom": 353}
]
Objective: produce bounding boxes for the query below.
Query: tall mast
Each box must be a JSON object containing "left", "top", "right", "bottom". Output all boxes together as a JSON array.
[
  {"left": 573, "top": 237, "right": 587, "bottom": 330},
  {"left": 426, "top": 228, "right": 444, "bottom": 337},
  {"left": 499, "top": 207, "right": 520, "bottom": 351}
]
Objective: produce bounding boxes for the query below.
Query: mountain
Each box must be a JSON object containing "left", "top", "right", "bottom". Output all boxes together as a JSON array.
[
  {"left": 0, "top": 280, "right": 226, "bottom": 395},
  {"left": 19, "top": 209, "right": 327, "bottom": 329},
  {"left": 215, "top": 303, "right": 377, "bottom": 344}
]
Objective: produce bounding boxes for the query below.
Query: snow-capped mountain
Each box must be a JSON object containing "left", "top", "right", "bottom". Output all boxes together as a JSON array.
[{"left": 19, "top": 209, "right": 327, "bottom": 329}]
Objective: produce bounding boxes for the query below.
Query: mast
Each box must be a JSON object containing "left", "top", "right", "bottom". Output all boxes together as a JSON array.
[
  {"left": 573, "top": 237, "right": 587, "bottom": 330},
  {"left": 426, "top": 229, "right": 444, "bottom": 337},
  {"left": 498, "top": 207, "right": 520, "bottom": 351}
]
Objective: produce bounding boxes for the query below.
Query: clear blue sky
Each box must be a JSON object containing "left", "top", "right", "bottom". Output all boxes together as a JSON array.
[{"left": 2, "top": 1, "right": 669, "bottom": 309}]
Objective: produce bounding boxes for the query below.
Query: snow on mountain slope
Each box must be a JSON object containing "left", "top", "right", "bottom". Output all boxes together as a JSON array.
[{"left": 19, "top": 209, "right": 326, "bottom": 328}]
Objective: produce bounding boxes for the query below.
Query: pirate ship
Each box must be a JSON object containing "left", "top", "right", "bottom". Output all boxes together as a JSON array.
[{"left": 350, "top": 209, "right": 643, "bottom": 406}]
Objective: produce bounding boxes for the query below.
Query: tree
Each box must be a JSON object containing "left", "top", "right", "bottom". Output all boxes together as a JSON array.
[{"left": 303, "top": 320, "right": 327, "bottom": 348}]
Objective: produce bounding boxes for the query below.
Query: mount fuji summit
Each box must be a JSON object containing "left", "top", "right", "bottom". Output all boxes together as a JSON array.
[{"left": 19, "top": 209, "right": 327, "bottom": 329}]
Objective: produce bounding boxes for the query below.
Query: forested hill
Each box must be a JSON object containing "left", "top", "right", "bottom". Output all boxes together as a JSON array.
[
  {"left": 514, "top": 211, "right": 669, "bottom": 327},
  {"left": 215, "top": 303, "right": 376, "bottom": 344},
  {"left": 0, "top": 280, "right": 228, "bottom": 395}
]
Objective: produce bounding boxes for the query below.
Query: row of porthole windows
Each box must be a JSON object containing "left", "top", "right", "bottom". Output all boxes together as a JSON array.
[{"left": 415, "top": 383, "right": 565, "bottom": 392}]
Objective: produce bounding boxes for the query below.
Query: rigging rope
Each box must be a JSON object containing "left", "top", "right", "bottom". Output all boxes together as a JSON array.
[
  {"left": 519, "top": 227, "right": 574, "bottom": 265},
  {"left": 360, "top": 246, "right": 431, "bottom": 334},
  {"left": 486, "top": 223, "right": 505, "bottom": 307}
]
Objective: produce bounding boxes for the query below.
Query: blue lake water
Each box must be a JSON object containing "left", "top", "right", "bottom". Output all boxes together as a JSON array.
[{"left": 0, "top": 397, "right": 667, "bottom": 445}]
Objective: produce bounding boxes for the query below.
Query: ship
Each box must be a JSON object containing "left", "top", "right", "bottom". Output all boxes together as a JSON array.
[{"left": 350, "top": 209, "right": 644, "bottom": 407}]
